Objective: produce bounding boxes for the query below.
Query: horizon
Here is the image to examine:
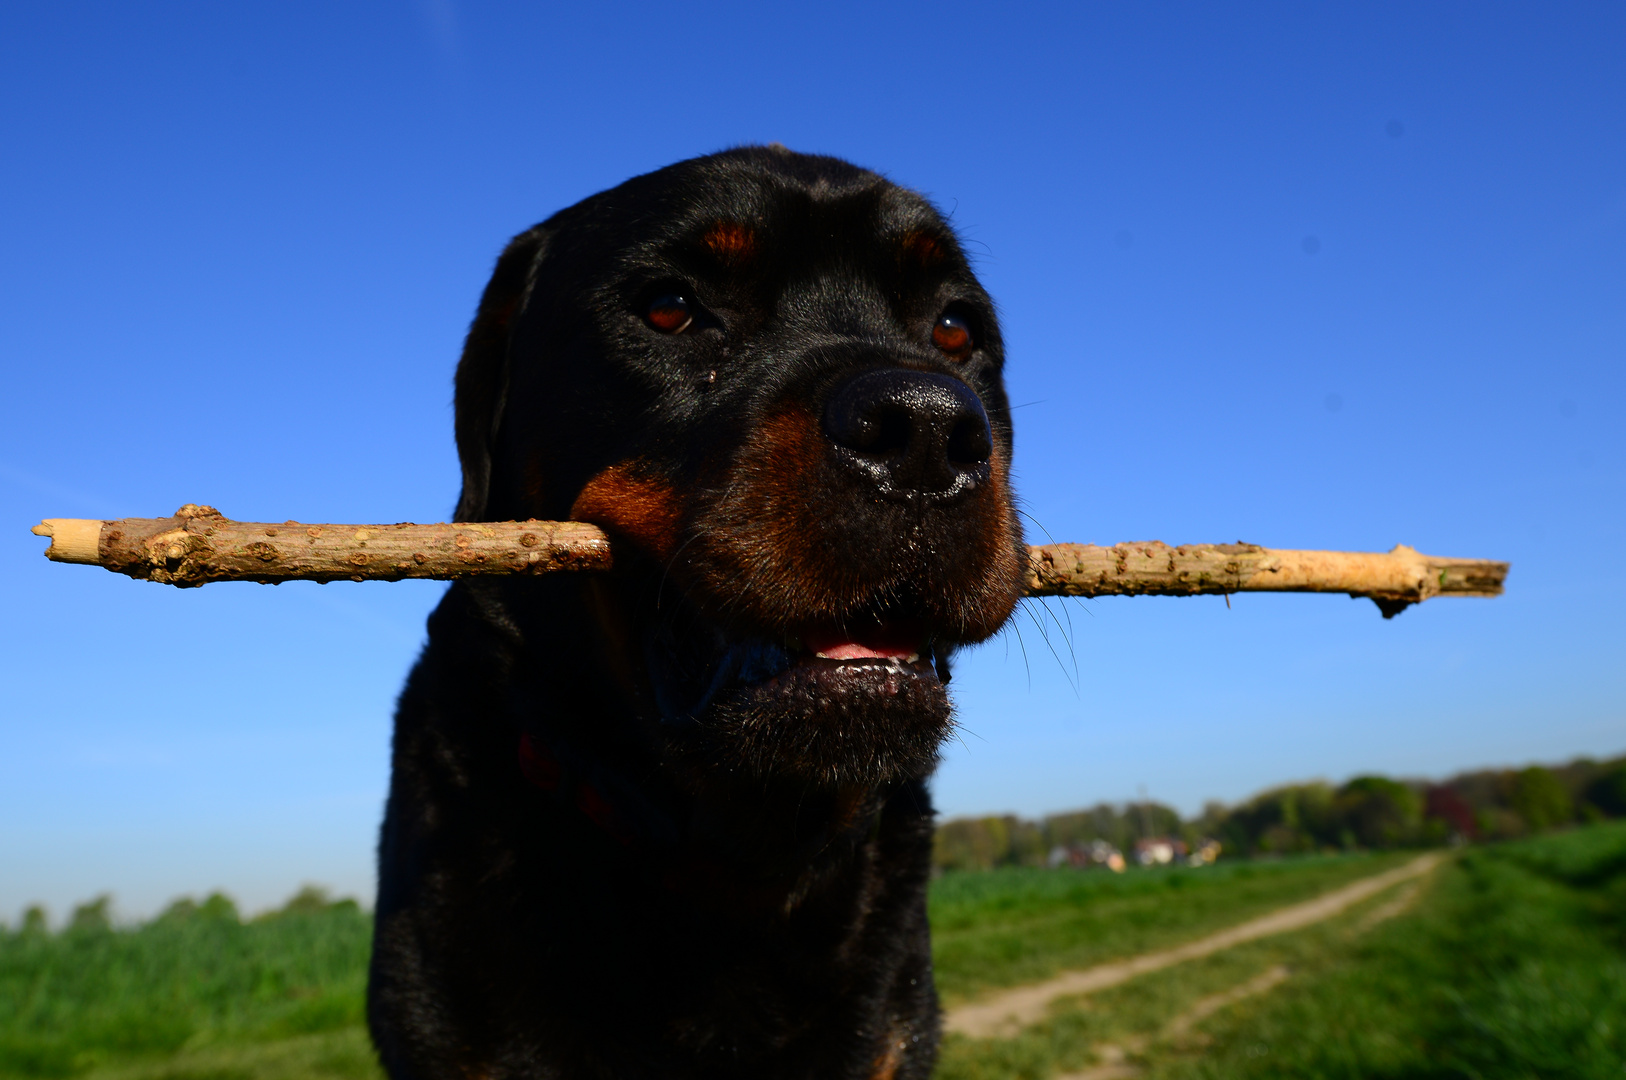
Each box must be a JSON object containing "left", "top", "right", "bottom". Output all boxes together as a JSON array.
[{"left": 10, "top": 743, "right": 1619, "bottom": 929}]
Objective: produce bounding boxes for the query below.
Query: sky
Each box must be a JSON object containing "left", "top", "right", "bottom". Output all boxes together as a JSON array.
[{"left": 2, "top": 2, "right": 1622, "bottom": 923}]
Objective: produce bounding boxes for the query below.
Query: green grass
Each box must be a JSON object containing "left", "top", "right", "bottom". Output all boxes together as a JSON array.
[
  {"left": 930, "top": 850, "right": 1412, "bottom": 1003},
  {"left": 1158, "top": 821, "right": 1626, "bottom": 1080},
  {"left": 0, "top": 898, "right": 376, "bottom": 1079},
  {"left": 938, "top": 820, "right": 1626, "bottom": 1079},
  {"left": 66, "top": 1030, "right": 378, "bottom": 1080}
]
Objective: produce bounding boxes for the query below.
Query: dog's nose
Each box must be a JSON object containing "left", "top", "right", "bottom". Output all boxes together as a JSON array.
[{"left": 823, "top": 368, "right": 993, "bottom": 499}]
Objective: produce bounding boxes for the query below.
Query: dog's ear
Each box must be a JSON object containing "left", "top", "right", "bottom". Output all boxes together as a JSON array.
[{"left": 453, "top": 224, "right": 550, "bottom": 522}]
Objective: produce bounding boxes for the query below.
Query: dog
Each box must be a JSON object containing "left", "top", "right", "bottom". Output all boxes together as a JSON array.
[{"left": 368, "top": 146, "right": 1025, "bottom": 1079}]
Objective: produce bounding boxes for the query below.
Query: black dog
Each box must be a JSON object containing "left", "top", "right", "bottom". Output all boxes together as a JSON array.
[{"left": 368, "top": 146, "right": 1025, "bottom": 1079}]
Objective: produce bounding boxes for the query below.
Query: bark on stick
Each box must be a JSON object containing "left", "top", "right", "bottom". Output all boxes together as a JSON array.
[
  {"left": 32, "top": 506, "right": 1508, "bottom": 616},
  {"left": 1022, "top": 542, "right": 1508, "bottom": 617},
  {"left": 31, "top": 505, "right": 613, "bottom": 586}
]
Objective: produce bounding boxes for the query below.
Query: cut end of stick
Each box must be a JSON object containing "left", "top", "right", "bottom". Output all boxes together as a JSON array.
[{"left": 33, "top": 519, "right": 105, "bottom": 564}]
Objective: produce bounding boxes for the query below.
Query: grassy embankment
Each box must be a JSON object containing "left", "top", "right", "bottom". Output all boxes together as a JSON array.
[
  {"left": 3, "top": 823, "right": 1622, "bottom": 1078},
  {"left": 937, "top": 819, "right": 1626, "bottom": 1079}
]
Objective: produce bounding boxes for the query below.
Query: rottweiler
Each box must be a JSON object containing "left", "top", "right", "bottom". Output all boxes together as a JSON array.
[{"left": 369, "top": 146, "right": 1025, "bottom": 1079}]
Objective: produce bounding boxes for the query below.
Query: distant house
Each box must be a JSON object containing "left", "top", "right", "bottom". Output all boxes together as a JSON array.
[
  {"left": 1134, "top": 838, "right": 1180, "bottom": 866},
  {"left": 1188, "top": 838, "right": 1222, "bottom": 866},
  {"left": 1048, "top": 839, "right": 1127, "bottom": 872},
  {"left": 1133, "top": 837, "right": 1222, "bottom": 867}
]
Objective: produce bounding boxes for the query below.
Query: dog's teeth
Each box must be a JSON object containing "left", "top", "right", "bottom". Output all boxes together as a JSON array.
[{"left": 903, "top": 652, "right": 920, "bottom": 663}]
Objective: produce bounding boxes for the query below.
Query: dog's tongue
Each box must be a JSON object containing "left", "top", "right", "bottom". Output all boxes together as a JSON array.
[{"left": 805, "top": 626, "right": 920, "bottom": 660}]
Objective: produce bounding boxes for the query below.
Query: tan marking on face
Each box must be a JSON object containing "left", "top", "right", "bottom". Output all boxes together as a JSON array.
[
  {"left": 703, "top": 220, "right": 756, "bottom": 262},
  {"left": 689, "top": 404, "right": 851, "bottom": 623},
  {"left": 899, "top": 230, "right": 946, "bottom": 268},
  {"left": 570, "top": 464, "right": 685, "bottom": 564}
]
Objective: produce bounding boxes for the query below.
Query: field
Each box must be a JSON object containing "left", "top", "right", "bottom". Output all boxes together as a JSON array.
[
  {"left": 930, "top": 850, "right": 1413, "bottom": 1003},
  {"left": 3, "top": 822, "right": 1623, "bottom": 1078},
  {"left": 0, "top": 894, "right": 375, "bottom": 1080},
  {"left": 937, "top": 821, "right": 1626, "bottom": 1079}
]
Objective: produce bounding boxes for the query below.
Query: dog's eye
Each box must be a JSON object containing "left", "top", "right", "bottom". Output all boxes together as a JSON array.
[
  {"left": 932, "top": 312, "right": 974, "bottom": 357},
  {"left": 646, "top": 294, "right": 694, "bottom": 334}
]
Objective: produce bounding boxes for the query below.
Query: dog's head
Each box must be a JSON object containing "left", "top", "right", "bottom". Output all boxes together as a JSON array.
[{"left": 453, "top": 147, "right": 1024, "bottom": 787}]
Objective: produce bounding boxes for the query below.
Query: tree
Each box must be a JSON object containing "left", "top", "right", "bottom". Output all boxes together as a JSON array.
[
  {"left": 1425, "top": 785, "right": 1478, "bottom": 839},
  {"left": 1510, "top": 766, "right": 1574, "bottom": 831},
  {"left": 1215, "top": 783, "right": 1338, "bottom": 854},
  {"left": 1336, "top": 777, "right": 1423, "bottom": 848},
  {"left": 19, "top": 905, "right": 48, "bottom": 936},
  {"left": 1584, "top": 763, "right": 1626, "bottom": 817},
  {"left": 68, "top": 894, "right": 112, "bottom": 933}
]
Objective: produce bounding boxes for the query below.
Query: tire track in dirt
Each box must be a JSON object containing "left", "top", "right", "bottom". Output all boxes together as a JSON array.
[
  {"left": 944, "top": 852, "right": 1442, "bottom": 1039},
  {"left": 1050, "top": 965, "right": 1294, "bottom": 1080}
]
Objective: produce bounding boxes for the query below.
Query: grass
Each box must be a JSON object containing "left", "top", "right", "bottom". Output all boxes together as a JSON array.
[
  {"left": 57, "top": 1031, "right": 378, "bottom": 1080},
  {"left": 5, "top": 827, "right": 1623, "bottom": 1078},
  {"left": 938, "top": 819, "right": 1626, "bottom": 1079},
  {"left": 0, "top": 896, "right": 376, "bottom": 1079},
  {"left": 930, "top": 850, "right": 1412, "bottom": 1003},
  {"left": 1159, "top": 820, "right": 1626, "bottom": 1080}
]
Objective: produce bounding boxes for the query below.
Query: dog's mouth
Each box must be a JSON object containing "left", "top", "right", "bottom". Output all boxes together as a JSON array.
[{"left": 643, "top": 607, "right": 950, "bottom": 726}]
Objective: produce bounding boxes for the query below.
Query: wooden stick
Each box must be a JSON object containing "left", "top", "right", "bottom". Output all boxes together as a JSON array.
[
  {"left": 32, "top": 505, "right": 1508, "bottom": 616},
  {"left": 1023, "top": 542, "right": 1507, "bottom": 618},
  {"left": 31, "top": 505, "right": 613, "bottom": 586}
]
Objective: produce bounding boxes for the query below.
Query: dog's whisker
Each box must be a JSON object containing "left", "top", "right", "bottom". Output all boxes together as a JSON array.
[
  {"left": 1032, "top": 595, "right": 1081, "bottom": 685},
  {"left": 1059, "top": 596, "right": 1082, "bottom": 683},
  {"left": 1015, "top": 506, "right": 1060, "bottom": 546},
  {"left": 1009, "top": 620, "right": 1034, "bottom": 690},
  {"left": 1020, "top": 598, "right": 1079, "bottom": 695}
]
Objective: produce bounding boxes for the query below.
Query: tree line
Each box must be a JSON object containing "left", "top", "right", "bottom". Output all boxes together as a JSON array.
[{"left": 933, "top": 751, "right": 1626, "bottom": 872}]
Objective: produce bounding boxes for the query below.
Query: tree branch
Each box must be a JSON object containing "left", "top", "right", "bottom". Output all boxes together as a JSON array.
[
  {"left": 30, "top": 505, "right": 612, "bottom": 586},
  {"left": 1022, "top": 542, "right": 1508, "bottom": 618},
  {"left": 33, "top": 506, "right": 1508, "bottom": 617}
]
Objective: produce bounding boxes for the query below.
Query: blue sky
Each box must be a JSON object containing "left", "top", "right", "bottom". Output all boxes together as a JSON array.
[{"left": 3, "top": 2, "right": 1622, "bottom": 922}]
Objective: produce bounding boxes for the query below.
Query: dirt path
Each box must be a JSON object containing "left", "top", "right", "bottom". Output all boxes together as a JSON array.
[{"left": 945, "top": 852, "right": 1442, "bottom": 1039}]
